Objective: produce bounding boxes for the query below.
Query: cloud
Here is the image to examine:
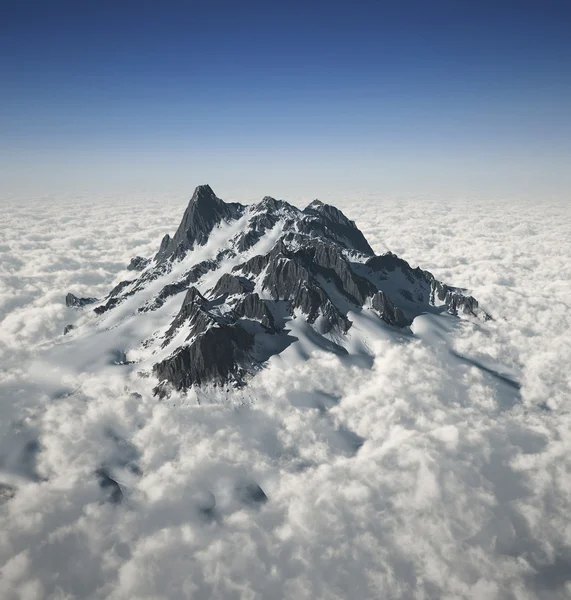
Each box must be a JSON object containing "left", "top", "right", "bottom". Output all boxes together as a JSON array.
[{"left": 0, "top": 192, "right": 570, "bottom": 598}]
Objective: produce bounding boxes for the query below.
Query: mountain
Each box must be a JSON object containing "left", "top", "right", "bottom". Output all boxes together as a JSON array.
[{"left": 66, "top": 184, "right": 490, "bottom": 397}]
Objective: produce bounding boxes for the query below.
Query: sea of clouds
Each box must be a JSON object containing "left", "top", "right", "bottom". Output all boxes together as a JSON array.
[{"left": 0, "top": 191, "right": 570, "bottom": 599}]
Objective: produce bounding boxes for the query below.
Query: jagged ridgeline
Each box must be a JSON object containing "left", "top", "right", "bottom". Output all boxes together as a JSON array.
[{"left": 67, "top": 185, "right": 490, "bottom": 395}]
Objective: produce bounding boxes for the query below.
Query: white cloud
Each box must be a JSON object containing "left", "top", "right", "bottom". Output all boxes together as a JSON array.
[{"left": 0, "top": 192, "right": 570, "bottom": 598}]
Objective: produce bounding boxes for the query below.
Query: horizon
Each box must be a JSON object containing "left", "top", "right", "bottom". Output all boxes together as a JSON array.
[{"left": 2, "top": 0, "right": 571, "bottom": 201}]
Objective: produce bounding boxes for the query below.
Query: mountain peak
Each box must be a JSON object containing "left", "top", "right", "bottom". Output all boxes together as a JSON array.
[
  {"left": 155, "top": 186, "right": 245, "bottom": 263},
  {"left": 301, "top": 200, "right": 374, "bottom": 255},
  {"left": 70, "top": 185, "right": 490, "bottom": 396},
  {"left": 255, "top": 196, "right": 297, "bottom": 214},
  {"left": 305, "top": 199, "right": 323, "bottom": 209},
  {"left": 191, "top": 184, "right": 218, "bottom": 203}
]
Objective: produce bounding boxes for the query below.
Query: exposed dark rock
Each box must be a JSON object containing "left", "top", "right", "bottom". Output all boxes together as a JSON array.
[
  {"left": 233, "top": 293, "right": 275, "bottom": 329},
  {"left": 108, "top": 279, "right": 134, "bottom": 298},
  {"left": 66, "top": 293, "right": 97, "bottom": 308},
  {"left": 302, "top": 200, "right": 374, "bottom": 255},
  {"left": 162, "top": 286, "right": 220, "bottom": 345},
  {"left": 264, "top": 257, "right": 316, "bottom": 313},
  {"left": 63, "top": 324, "right": 75, "bottom": 335},
  {"left": 183, "top": 286, "right": 208, "bottom": 307},
  {"left": 429, "top": 279, "right": 487, "bottom": 318},
  {"left": 90, "top": 184, "right": 490, "bottom": 393},
  {"left": 157, "top": 284, "right": 286, "bottom": 389},
  {"left": 128, "top": 260, "right": 173, "bottom": 296},
  {"left": 307, "top": 242, "right": 375, "bottom": 304},
  {"left": 258, "top": 196, "right": 296, "bottom": 214},
  {"left": 216, "top": 248, "right": 236, "bottom": 262},
  {"left": 210, "top": 273, "right": 254, "bottom": 299},
  {"left": 153, "top": 324, "right": 254, "bottom": 393},
  {"left": 365, "top": 252, "right": 490, "bottom": 319},
  {"left": 94, "top": 297, "right": 123, "bottom": 315},
  {"left": 318, "top": 299, "right": 352, "bottom": 334},
  {"left": 236, "top": 238, "right": 372, "bottom": 312},
  {"left": 371, "top": 291, "right": 411, "bottom": 327},
  {"left": 260, "top": 247, "right": 357, "bottom": 331},
  {"left": 140, "top": 281, "right": 187, "bottom": 313},
  {"left": 127, "top": 256, "right": 150, "bottom": 271},
  {"left": 140, "top": 259, "right": 218, "bottom": 313},
  {"left": 233, "top": 250, "right": 274, "bottom": 278},
  {"left": 366, "top": 251, "right": 418, "bottom": 276},
  {"left": 156, "top": 184, "right": 245, "bottom": 263},
  {"left": 235, "top": 229, "right": 263, "bottom": 253},
  {"left": 155, "top": 234, "right": 171, "bottom": 259},
  {"left": 232, "top": 198, "right": 294, "bottom": 252},
  {"left": 234, "top": 242, "right": 355, "bottom": 333}
]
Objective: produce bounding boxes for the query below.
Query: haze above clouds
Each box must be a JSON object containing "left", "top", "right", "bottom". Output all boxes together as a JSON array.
[{"left": 1, "top": 192, "right": 570, "bottom": 599}]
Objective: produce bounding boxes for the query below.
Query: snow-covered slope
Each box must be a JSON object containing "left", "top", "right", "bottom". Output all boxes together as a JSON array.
[{"left": 65, "top": 184, "right": 489, "bottom": 397}]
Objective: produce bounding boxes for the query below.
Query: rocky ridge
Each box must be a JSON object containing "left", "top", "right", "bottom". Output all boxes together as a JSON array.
[{"left": 66, "top": 184, "right": 490, "bottom": 396}]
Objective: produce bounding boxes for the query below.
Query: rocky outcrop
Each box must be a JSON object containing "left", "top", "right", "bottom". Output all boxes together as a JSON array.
[
  {"left": 65, "top": 293, "right": 97, "bottom": 308},
  {"left": 155, "top": 185, "right": 245, "bottom": 263},
  {"left": 108, "top": 280, "right": 134, "bottom": 298},
  {"left": 140, "top": 259, "right": 218, "bottom": 313},
  {"left": 210, "top": 273, "right": 255, "bottom": 299},
  {"left": 302, "top": 199, "right": 374, "bottom": 255},
  {"left": 232, "top": 240, "right": 359, "bottom": 332},
  {"left": 364, "top": 252, "right": 490, "bottom": 320},
  {"left": 429, "top": 279, "right": 486, "bottom": 318},
  {"left": 233, "top": 293, "right": 275, "bottom": 329},
  {"left": 155, "top": 282, "right": 284, "bottom": 391},
  {"left": 153, "top": 324, "right": 254, "bottom": 394},
  {"left": 94, "top": 297, "right": 122, "bottom": 315},
  {"left": 162, "top": 287, "right": 214, "bottom": 345},
  {"left": 127, "top": 256, "right": 150, "bottom": 271},
  {"left": 77, "top": 184, "right": 489, "bottom": 394},
  {"left": 233, "top": 197, "right": 296, "bottom": 252},
  {"left": 371, "top": 291, "right": 411, "bottom": 327}
]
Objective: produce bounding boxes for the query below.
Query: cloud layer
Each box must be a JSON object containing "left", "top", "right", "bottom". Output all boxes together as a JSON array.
[{"left": 0, "top": 192, "right": 570, "bottom": 599}]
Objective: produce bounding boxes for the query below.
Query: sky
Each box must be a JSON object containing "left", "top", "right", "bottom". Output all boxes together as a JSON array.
[{"left": 1, "top": 0, "right": 571, "bottom": 200}]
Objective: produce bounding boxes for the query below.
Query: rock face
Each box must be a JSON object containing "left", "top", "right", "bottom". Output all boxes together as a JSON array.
[
  {"left": 65, "top": 293, "right": 97, "bottom": 308},
  {"left": 127, "top": 256, "right": 150, "bottom": 271},
  {"left": 302, "top": 199, "right": 374, "bottom": 255},
  {"left": 70, "top": 184, "right": 490, "bottom": 395},
  {"left": 371, "top": 291, "right": 410, "bottom": 327},
  {"left": 155, "top": 184, "right": 245, "bottom": 263}
]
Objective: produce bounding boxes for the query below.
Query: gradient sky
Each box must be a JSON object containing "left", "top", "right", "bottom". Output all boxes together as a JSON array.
[{"left": 2, "top": 0, "right": 571, "bottom": 201}]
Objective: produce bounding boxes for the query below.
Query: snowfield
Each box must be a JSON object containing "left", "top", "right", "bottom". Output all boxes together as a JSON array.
[{"left": 0, "top": 191, "right": 570, "bottom": 599}]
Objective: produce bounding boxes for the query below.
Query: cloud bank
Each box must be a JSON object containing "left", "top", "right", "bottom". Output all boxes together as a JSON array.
[{"left": 0, "top": 192, "right": 570, "bottom": 599}]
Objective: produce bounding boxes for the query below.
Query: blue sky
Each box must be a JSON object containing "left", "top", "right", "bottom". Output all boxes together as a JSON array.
[{"left": 2, "top": 0, "right": 570, "bottom": 200}]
